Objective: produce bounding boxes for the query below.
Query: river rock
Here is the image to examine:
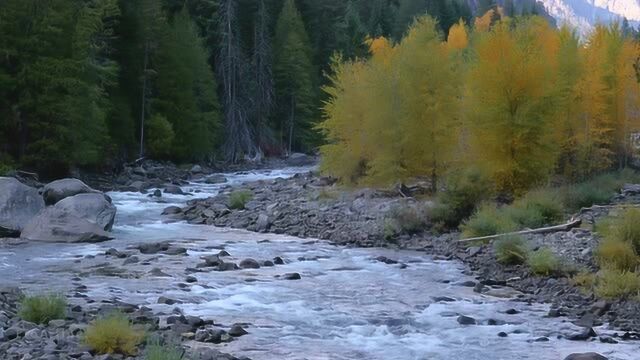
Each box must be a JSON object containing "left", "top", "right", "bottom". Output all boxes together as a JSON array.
[
  {"left": 567, "top": 327, "right": 597, "bottom": 341},
  {"left": 164, "top": 185, "right": 185, "bottom": 195},
  {"left": 564, "top": 353, "right": 608, "bottom": 360},
  {"left": 0, "top": 177, "right": 45, "bottom": 237},
  {"left": 20, "top": 207, "right": 112, "bottom": 243},
  {"left": 190, "top": 165, "right": 203, "bottom": 174},
  {"left": 457, "top": 315, "right": 477, "bottom": 325},
  {"left": 42, "top": 178, "right": 100, "bottom": 205},
  {"left": 162, "top": 206, "right": 183, "bottom": 215},
  {"left": 228, "top": 324, "right": 248, "bottom": 337},
  {"left": 286, "top": 153, "right": 314, "bottom": 166},
  {"left": 205, "top": 174, "right": 227, "bottom": 184},
  {"left": 54, "top": 193, "right": 116, "bottom": 231},
  {"left": 195, "top": 328, "right": 226, "bottom": 343},
  {"left": 283, "top": 272, "right": 301, "bottom": 280},
  {"left": 239, "top": 258, "right": 261, "bottom": 269},
  {"left": 256, "top": 213, "right": 270, "bottom": 232}
]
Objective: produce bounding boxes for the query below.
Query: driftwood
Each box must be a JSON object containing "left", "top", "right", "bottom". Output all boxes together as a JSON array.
[
  {"left": 577, "top": 204, "right": 640, "bottom": 215},
  {"left": 457, "top": 218, "right": 583, "bottom": 244}
]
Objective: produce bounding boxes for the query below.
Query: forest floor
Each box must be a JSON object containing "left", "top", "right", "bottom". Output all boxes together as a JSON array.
[{"left": 179, "top": 169, "right": 640, "bottom": 339}]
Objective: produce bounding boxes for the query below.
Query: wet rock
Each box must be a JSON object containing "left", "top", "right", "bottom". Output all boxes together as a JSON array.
[
  {"left": 218, "top": 261, "right": 239, "bottom": 272},
  {"left": 205, "top": 174, "right": 227, "bottom": 184},
  {"left": 457, "top": 315, "right": 476, "bottom": 325},
  {"left": 283, "top": 272, "right": 301, "bottom": 280},
  {"left": 191, "top": 165, "right": 203, "bottom": 174},
  {"left": 149, "top": 268, "right": 171, "bottom": 277},
  {"left": 599, "top": 336, "right": 618, "bottom": 344},
  {"left": 505, "top": 309, "right": 519, "bottom": 315},
  {"left": 455, "top": 280, "right": 476, "bottom": 287},
  {"left": 255, "top": 213, "right": 270, "bottom": 232},
  {"left": 105, "top": 248, "right": 126, "bottom": 258},
  {"left": 218, "top": 250, "right": 231, "bottom": 257},
  {"left": 0, "top": 177, "right": 45, "bottom": 237},
  {"left": 228, "top": 324, "right": 248, "bottom": 337},
  {"left": 273, "top": 256, "right": 285, "bottom": 265},
  {"left": 590, "top": 300, "right": 611, "bottom": 317},
  {"left": 123, "top": 256, "right": 139, "bottom": 265},
  {"left": 239, "top": 258, "right": 261, "bottom": 269},
  {"left": 564, "top": 353, "right": 608, "bottom": 360},
  {"left": 185, "top": 276, "right": 198, "bottom": 283},
  {"left": 497, "top": 332, "right": 508, "bottom": 337},
  {"left": 567, "top": 327, "right": 597, "bottom": 341},
  {"left": 20, "top": 206, "right": 112, "bottom": 243},
  {"left": 431, "top": 296, "right": 456, "bottom": 302},
  {"left": 164, "top": 246, "right": 187, "bottom": 255},
  {"left": 138, "top": 241, "right": 170, "bottom": 254},
  {"left": 164, "top": 185, "right": 185, "bottom": 195},
  {"left": 151, "top": 189, "right": 162, "bottom": 198},
  {"left": 375, "top": 256, "right": 398, "bottom": 265},
  {"left": 262, "top": 260, "right": 274, "bottom": 267},
  {"left": 157, "top": 296, "right": 181, "bottom": 305},
  {"left": 42, "top": 178, "right": 100, "bottom": 205},
  {"left": 195, "top": 328, "right": 226, "bottom": 344},
  {"left": 162, "top": 206, "right": 183, "bottom": 215},
  {"left": 54, "top": 193, "right": 117, "bottom": 231},
  {"left": 534, "top": 336, "right": 549, "bottom": 342}
]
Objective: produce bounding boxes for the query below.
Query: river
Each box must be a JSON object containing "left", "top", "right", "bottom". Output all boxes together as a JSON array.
[{"left": 0, "top": 167, "right": 636, "bottom": 360}]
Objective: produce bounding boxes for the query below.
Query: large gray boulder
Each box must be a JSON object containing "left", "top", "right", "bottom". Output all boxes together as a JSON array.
[
  {"left": 42, "top": 178, "right": 99, "bottom": 205},
  {"left": 0, "top": 177, "right": 45, "bottom": 236},
  {"left": 54, "top": 193, "right": 116, "bottom": 231},
  {"left": 564, "top": 353, "right": 608, "bottom": 360},
  {"left": 20, "top": 207, "right": 112, "bottom": 243},
  {"left": 286, "top": 153, "right": 315, "bottom": 167}
]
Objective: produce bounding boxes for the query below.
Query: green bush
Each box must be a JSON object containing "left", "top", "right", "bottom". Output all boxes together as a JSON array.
[
  {"left": 145, "top": 338, "right": 184, "bottom": 360},
  {"left": 18, "top": 294, "right": 66, "bottom": 324},
  {"left": 430, "top": 167, "right": 493, "bottom": 228},
  {"left": 146, "top": 114, "right": 175, "bottom": 158},
  {"left": 595, "top": 238, "right": 638, "bottom": 272},
  {"left": 228, "top": 190, "right": 253, "bottom": 210},
  {"left": 462, "top": 203, "right": 517, "bottom": 238},
  {"left": 385, "top": 204, "right": 428, "bottom": 236},
  {"left": 528, "top": 248, "right": 562, "bottom": 276},
  {"left": 493, "top": 235, "right": 529, "bottom": 265},
  {"left": 595, "top": 268, "right": 640, "bottom": 299},
  {"left": 511, "top": 190, "right": 564, "bottom": 228},
  {"left": 84, "top": 312, "right": 144, "bottom": 355},
  {"left": 562, "top": 171, "right": 640, "bottom": 211}
]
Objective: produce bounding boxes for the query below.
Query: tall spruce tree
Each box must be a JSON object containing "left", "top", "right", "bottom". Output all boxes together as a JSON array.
[
  {"left": 274, "top": 0, "right": 316, "bottom": 152},
  {"left": 252, "top": 0, "right": 275, "bottom": 153}
]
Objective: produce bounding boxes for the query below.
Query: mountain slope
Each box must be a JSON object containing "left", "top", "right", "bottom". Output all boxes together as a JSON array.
[{"left": 539, "top": 0, "right": 640, "bottom": 34}]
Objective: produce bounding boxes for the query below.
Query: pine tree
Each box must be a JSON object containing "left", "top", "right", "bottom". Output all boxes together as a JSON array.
[
  {"left": 339, "top": 1, "right": 369, "bottom": 60},
  {"left": 152, "top": 8, "right": 221, "bottom": 161},
  {"left": 274, "top": 0, "right": 316, "bottom": 153},
  {"left": 252, "top": 0, "right": 275, "bottom": 154}
]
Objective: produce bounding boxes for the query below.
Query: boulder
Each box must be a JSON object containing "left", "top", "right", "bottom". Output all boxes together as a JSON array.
[
  {"left": 54, "top": 193, "right": 116, "bottom": 231},
  {"left": 564, "top": 353, "right": 608, "bottom": 360},
  {"left": 164, "top": 185, "right": 185, "bottom": 195},
  {"left": 457, "top": 315, "right": 476, "bottom": 325},
  {"left": 190, "top": 165, "right": 203, "bottom": 174},
  {"left": 42, "top": 178, "right": 99, "bottom": 205},
  {"left": 162, "top": 206, "right": 183, "bottom": 215},
  {"left": 205, "top": 174, "right": 227, "bottom": 184},
  {"left": 20, "top": 207, "right": 112, "bottom": 243},
  {"left": 239, "top": 258, "right": 260, "bottom": 269},
  {"left": 0, "top": 177, "right": 45, "bottom": 236}
]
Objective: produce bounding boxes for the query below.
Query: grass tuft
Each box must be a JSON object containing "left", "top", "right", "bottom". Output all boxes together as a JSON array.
[
  {"left": 84, "top": 312, "right": 144, "bottom": 355},
  {"left": 462, "top": 203, "right": 517, "bottom": 238},
  {"left": 145, "top": 338, "right": 184, "bottom": 360},
  {"left": 228, "top": 190, "right": 253, "bottom": 210},
  {"left": 528, "top": 248, "right": 562, "bottom": 276},
  {"left": 595, "top": 238, "right": 638, "bottom": 272},
  {"left": 594, "top": 268, "right": 640, "bottom": 299},
  {"left": 18, "top": 294, "right": 66, "bottom": 324},
  {"left": 493, "top": 235, "right": 528, "bottom": 265}
]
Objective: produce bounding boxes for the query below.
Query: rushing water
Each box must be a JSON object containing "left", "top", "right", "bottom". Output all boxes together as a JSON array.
[{"left": 0, "top": 167, "right": 637, "bottom": 360}]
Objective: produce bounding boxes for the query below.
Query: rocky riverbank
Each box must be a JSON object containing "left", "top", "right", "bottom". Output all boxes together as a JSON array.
[{"left": 179, "top": 171, "right": 640, "bottom": 341}]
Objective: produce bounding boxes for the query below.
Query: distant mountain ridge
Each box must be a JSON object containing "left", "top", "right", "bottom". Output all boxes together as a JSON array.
[{"left": 538, "top": 0, "right": 640, "bottom": 34}]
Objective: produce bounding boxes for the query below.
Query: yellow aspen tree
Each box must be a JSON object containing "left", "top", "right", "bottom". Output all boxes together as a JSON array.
[
  {"left": 465, "top": 17, "right": 560, "bottom": 195},
  {"left": 447, "top": 20, "right": 468, "bottom": 51},
  {"left": 387, "top": 16, "right": 459, "bottom": 191}
]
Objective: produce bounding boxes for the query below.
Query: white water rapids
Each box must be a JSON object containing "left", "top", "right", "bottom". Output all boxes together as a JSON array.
[{"left": 0, "top": 167, "right": 637, "bottom": 359}]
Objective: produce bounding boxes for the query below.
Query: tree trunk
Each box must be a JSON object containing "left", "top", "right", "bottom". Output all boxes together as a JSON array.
[{"left": 139, "top": 42, "right": 149, "bottom": 159}]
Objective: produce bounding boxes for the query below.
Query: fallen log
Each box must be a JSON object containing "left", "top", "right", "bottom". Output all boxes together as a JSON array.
[{"left": 457, "top": 218, "right": 582, "bottom": 244}]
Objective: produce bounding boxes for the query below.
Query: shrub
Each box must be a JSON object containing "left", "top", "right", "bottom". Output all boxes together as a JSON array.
[
  {"left": 462, "top": 203, "right": 517, "bottom": 238},
  {"left": 430, "top": 167, "right": 493, "bottom": 228},
  {"left": 561, "top": 171, "right": 639, "bottom": 211},
  {"left": 84, "top": 312, "right": 144, "bottom": 355},
  {"left": 493, "top": 235, "right": 529, "bottom": 265},
  {"left": 145, "top": 338, "right": 184, "bottom": 360},
  {"left": 385, "top": 204, "right": 428, "bottom": 236},
  {"left": 18, "top": 294, "right": 66, "bottom": 324},
  {"left": 146, "top": 114, "right": 175, "bottom": 158},
  {"left": 510, "top": 190, "right": 564, "bottom": 228},
  {"left": 595, "top": 238, "right": 638, "bottom": 272},
  {"left": 594, "top": 268, "right": 640, "bottom": 299},
  {"left": 228, "top": 190, "right": 253, "bottom": 210},
  {"left": 572, "top": 271, "right": 597, "bottom": 291},
  {"left": 528, "top": 248, "right": 562, "bottom": 276},
  {"left": 609, "top": 209, "right": 640, "bottom": 253}
]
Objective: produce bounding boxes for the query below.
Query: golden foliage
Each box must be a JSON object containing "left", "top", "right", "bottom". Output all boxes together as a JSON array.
[{"left": 319, "top": 15, "right": 640, "bottom": 195}]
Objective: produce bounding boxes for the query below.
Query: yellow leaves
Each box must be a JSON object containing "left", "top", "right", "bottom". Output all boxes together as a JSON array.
[
  {"left": 320, "top": 14, "right": 640, "bottom": 194},
  {"left": 447, "top": 20, "right": 468, "bottom": 51}
]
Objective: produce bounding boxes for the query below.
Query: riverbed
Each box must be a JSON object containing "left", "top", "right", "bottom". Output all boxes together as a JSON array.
[{"left": 0, "top": 167, "right": 636, "bottom": 360}]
